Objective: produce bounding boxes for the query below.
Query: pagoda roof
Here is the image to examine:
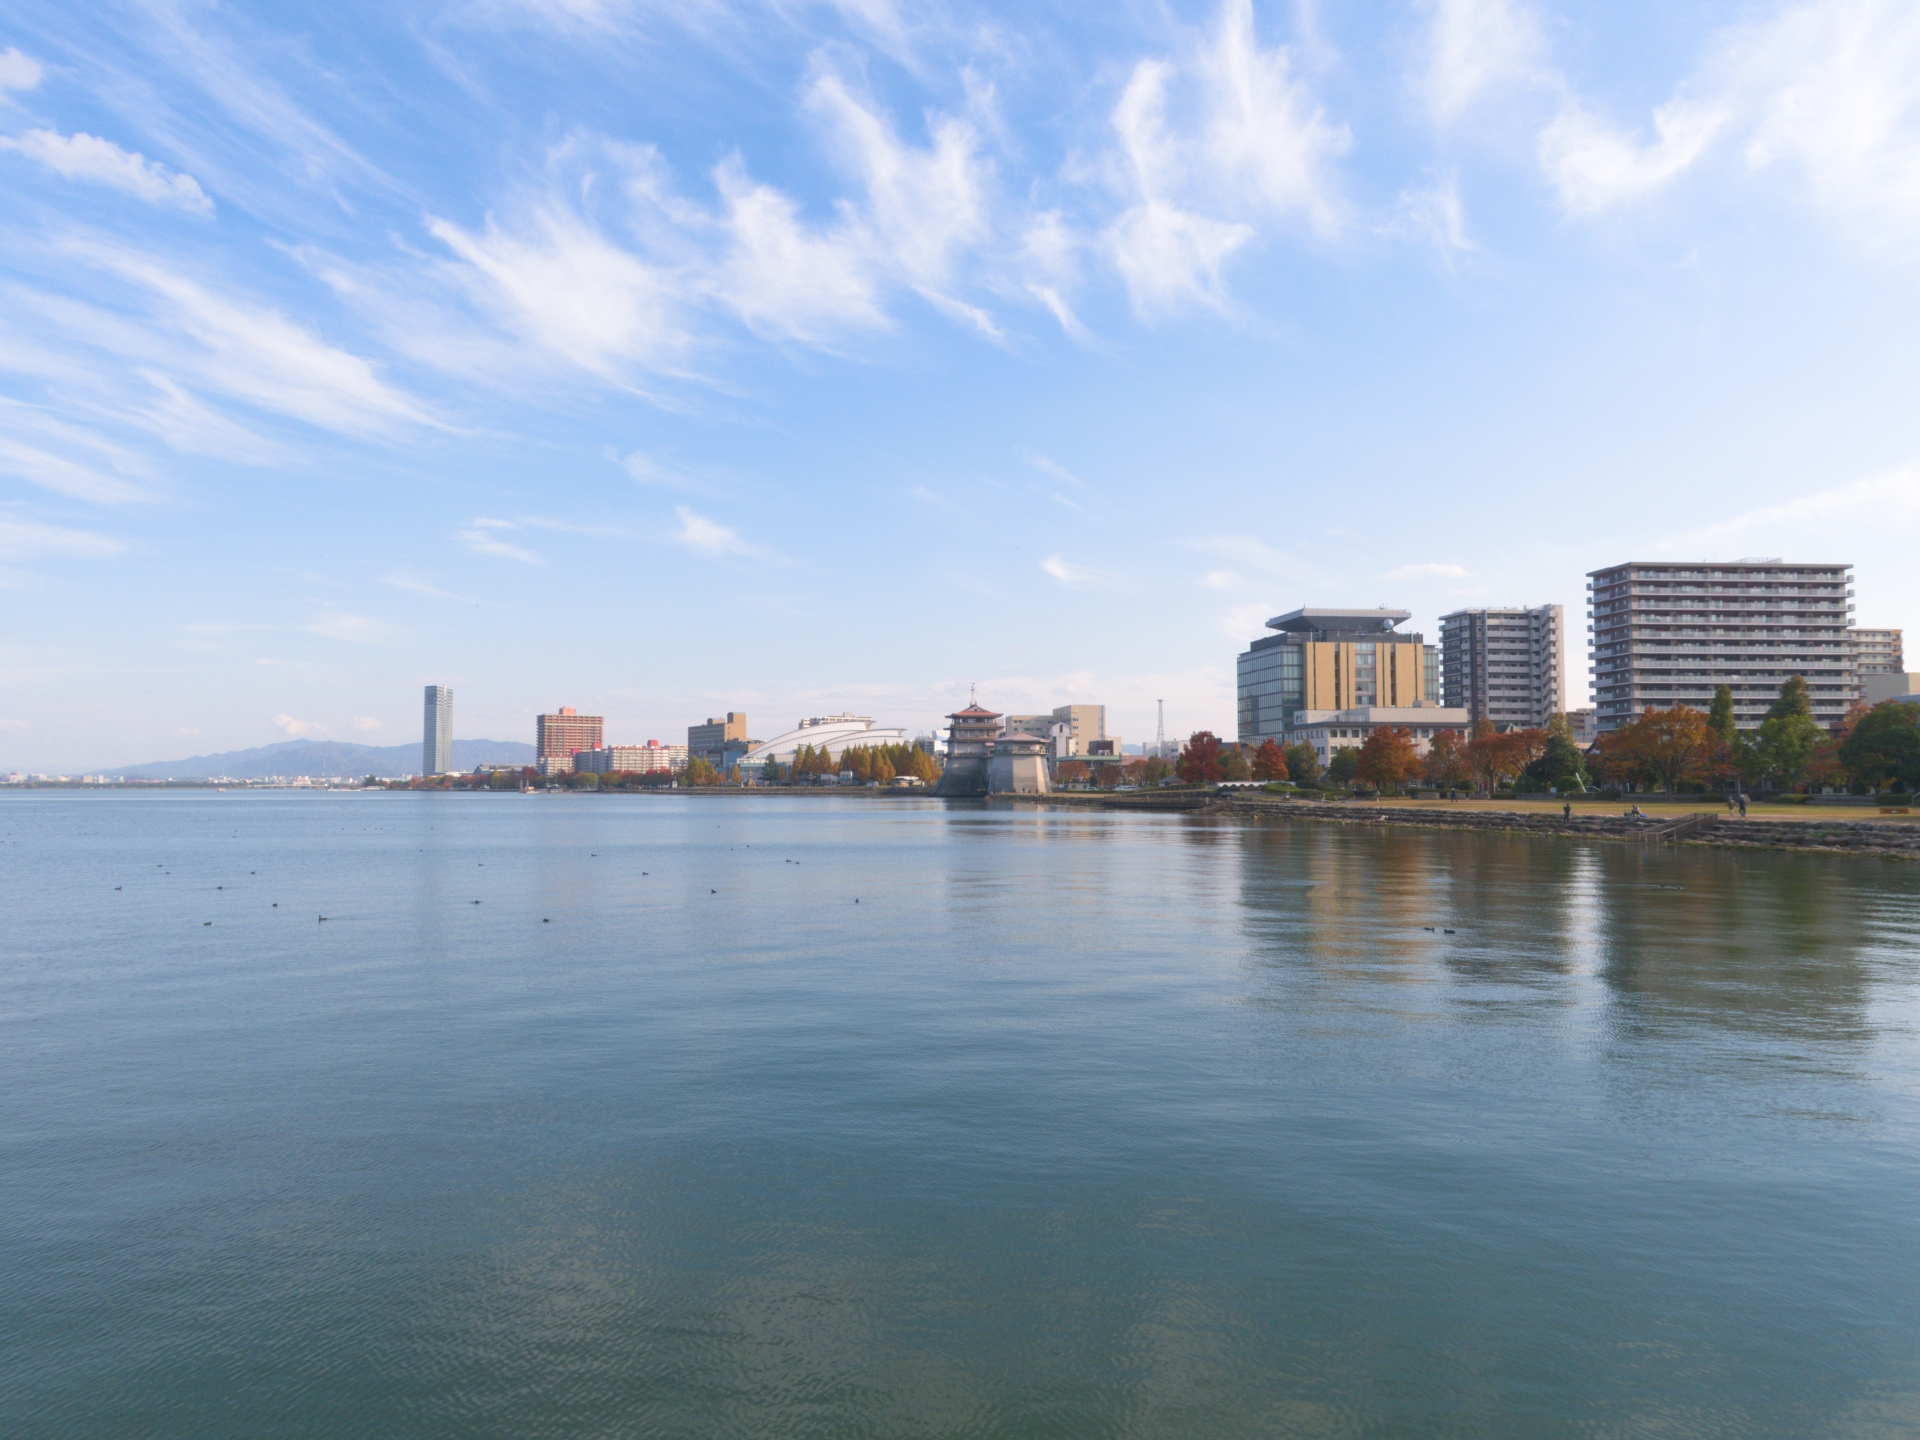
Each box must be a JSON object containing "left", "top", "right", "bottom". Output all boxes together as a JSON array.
[{"left": 948, "top": 704, "right": 1002, "bottom": 718}]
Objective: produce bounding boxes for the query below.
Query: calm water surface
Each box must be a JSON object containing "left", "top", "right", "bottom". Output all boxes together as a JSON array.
[{"left": 4, "top": 791, "right": 1920, "bottom": 1437}]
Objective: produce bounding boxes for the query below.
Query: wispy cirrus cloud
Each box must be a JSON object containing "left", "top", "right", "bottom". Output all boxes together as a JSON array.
[
  {"left": 672, "top": 505, "right": 757, "bottom": 556},
  {"left": 0, "top": 130, "right": 214, "bottom": 213},
  {"left": 1382, "top": 561, "right": 1469, "bottom": 581},
  {"left": 0, "top": 514, "right": 123, "bottom": 560},
  {"left": 1658, "top": 461, "right": 1920, "bottom": 550},
  {"left": 1041, "top": 553, "right": 1127, "bottom": 590},
  {"left": 307, "top": 611, "right": 393, "bottom": 644},
  {"left": 458, "top": 520, "right": 540, "bottom": 562}
]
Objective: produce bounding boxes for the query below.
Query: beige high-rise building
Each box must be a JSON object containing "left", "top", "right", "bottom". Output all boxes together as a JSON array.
[
  {"left": 1236, "top": 608, "right": 1440, "bottom": 747},
  {"left": 688, "top": 712, "right": 747, "bottom": 765}
]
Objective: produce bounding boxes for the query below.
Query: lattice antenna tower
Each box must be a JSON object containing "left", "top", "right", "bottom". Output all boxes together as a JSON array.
[{"left": 1156, "top": 699, "right": 1165, "bottom": 759}]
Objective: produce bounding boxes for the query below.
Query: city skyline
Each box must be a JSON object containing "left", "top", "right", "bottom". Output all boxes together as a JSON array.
[{"left": 4, "top": 0, "right": 1920, "bottom": 770}]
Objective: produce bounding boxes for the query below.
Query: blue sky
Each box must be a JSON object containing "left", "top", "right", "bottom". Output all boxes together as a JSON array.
[{"left": 2, "top": 0, "right": 1918, "bottom": 769}]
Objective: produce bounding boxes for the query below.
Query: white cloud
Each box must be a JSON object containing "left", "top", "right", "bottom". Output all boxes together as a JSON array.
[
  {"left": 385, "top": 572, "right": 483, "bottom": 603},
  {"left": 429, "top": 205, "right": 687, "bottom": 376},
  {"left": 1422, "top": 0, "right": 1550, "bottom": 123},
  {"left": 273, "top": 713, "right": 325, "bottom": 737},
  {"left": 0, "top": 130, "right": 213, "bottom": 213},
  {"left": 1019, "top": 449, "right": 1086, "bottom": 489},
  {"left": 1728, "top": 0, "right": 1920, "bottom": 240},
  {"left": 711, "top": 153, "right": 883, "bottom": 342},
  {"left": 306, "top": 612, "right": 392, "bottom": 644},
  {"left": 53, "top": 246, "right": 432, "bottom": 435},
  {"left": 1390, "top": 171, "right": 1473, "bottom": 253},
  {"left": 1041, "top": 553, "right": 1127, "bottom": 590},
  {"left": 1539, "top": 99, "right": 1729, "bottom": 214},
  {"left": 1660, "top": 462, "right": 1920, "bottom": 549},
  {"left": 0, "top": 47, "right": 45, "bottom": 93},
  {"left": 1382, "top": 561, "right": 1470, "bottom": 580},
  {"left": 0, "top": 437, "right": 147, "bottom": 504},
  {"left": 351, "top": 716, "right": 383, "bottom": 731},
  {"left": 0, "top": 515, "right": 123, "bottom": 560},
  {"left": 805, "top": 69, "right": 990, "bottom": 289},
  {"left": 1102, "top": 1, "right": 1347, "bottom": 317},
  {"left": 672, "top": 505, "right": 755, "bottom": 556},
  {"left": 457, "top": 523, "right": 539, "bottom": 562}
]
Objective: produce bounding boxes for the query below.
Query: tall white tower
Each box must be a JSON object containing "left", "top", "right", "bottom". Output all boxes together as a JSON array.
[{"left": 423, "top": 685, "right": 452, "bottom": 775}]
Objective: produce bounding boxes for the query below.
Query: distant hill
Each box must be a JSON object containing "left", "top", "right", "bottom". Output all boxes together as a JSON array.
[{"left": 109, "top": 738, "right": 536, "bottom": 780}]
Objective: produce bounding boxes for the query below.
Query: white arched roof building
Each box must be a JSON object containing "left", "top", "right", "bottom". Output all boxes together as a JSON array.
[{"left": 739, "top": 714, "right": 909, "bottom": 767}]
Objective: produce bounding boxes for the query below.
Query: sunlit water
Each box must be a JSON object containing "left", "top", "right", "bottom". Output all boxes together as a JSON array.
[{"left": 4, "top": 791, "right": 1920, "bottom": 1437}]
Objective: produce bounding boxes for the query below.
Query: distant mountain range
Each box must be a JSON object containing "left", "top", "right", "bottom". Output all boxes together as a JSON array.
[{"left": 108, "top": 738, "right": 536, "bottom": 780}]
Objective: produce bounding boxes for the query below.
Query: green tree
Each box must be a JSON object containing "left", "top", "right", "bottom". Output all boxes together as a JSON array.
[
  {"left": 1285, "top": 742, "right": 1321, "bottom": 785},
  {"left": 1522, "top": 732, "right": 1588, "bottom": 792},
  {"left": 1422, "top": 729, "right": 1467, "bottom": 789},
  {"left": 1754, "top": 675, "right": 1823, "bottom": 790},
  {"left": 1707, "top": 685, "right": 1737, "bottom": 744},
  {"left": 1220, "top": 745, "right": 1252, "bottom": 781},
  {"left": 1327, "top": 746, "right": 1359, "bottom": 786},
  {"left": 1839, "top": 702, "right": 1920, "bottom": 791},
  {"left": 685, "top": 756, "right": 720, "bottom": 786}
]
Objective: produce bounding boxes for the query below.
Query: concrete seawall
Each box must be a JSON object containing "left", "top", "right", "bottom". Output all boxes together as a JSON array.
[{"left": 1007, "top": 791, "right": 1920, "bottom": 859}]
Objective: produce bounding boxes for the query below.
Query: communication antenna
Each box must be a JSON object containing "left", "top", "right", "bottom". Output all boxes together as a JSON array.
[{"left": 1156, "top": 699, "right": 1165, "bottom": 759}]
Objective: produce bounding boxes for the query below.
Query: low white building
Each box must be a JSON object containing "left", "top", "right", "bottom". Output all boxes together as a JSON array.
[
  {"left": 738, "top": 714, "right": 908, "bottom": 768},
  {"left": 1292, "top": 706, "right": 1472, "bottom": 768}
]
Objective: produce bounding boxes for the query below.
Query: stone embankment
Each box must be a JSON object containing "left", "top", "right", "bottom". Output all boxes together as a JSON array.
[{"left": 1201, "top": 795, "right": 1920, "bottom": 859}]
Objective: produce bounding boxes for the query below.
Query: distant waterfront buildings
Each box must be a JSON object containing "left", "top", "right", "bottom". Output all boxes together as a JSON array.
[
  {"left": 1439, "top": 605, "right": 1565, "bottom": 729},
  {"left": 1237, "top": 608, "right": 1440, "bottom": 748},
  {"left": 999, "top": 704, "right": 1118, "bottom": 760},
  {"left": 423, "top": 685, "right": 452, "bottom": 776},
  {"left": 1587, "top": 560, "right": 1856, "bottom": 732},
  {"left": 537, "top": 707, "right": 603, "bottom": 776}
]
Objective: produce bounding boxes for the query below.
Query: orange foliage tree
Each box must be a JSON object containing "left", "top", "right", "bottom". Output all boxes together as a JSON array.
[
  {"left": 1355, "top": 726, "right": 1419, "bottom": 791},
  {"left": 1178, "top": 731, "right": 1224, "bottom": 784},
  {"left": 1592, "top": 706, "right": 1712, "bottom": 792},
  {"left": 1423, "top": 729, "right": 1467, "bottom": 788},
  {"left": 1251, "top": 737, "right": 1289, "bottom": 782}
]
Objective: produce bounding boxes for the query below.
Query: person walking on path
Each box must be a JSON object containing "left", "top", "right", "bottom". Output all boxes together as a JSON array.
[{"left": 1738, "top": 794, "right": 1748, "bottom": 819}]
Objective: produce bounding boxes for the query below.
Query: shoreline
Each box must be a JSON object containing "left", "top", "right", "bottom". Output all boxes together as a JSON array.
[{"left": 1010, "top": 791, "right": 1920, "bottom": 859}]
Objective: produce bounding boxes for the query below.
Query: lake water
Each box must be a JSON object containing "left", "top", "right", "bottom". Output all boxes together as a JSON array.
[{"left": 5, "top": 790, "right": 1920, "bottom": 1437}]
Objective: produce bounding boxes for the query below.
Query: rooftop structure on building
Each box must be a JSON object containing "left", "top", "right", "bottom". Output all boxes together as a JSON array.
[
  {"left": 1587, "top": 560, "right": 1856, "bottom": 733},
  {"left": 1238, "top": 607, "right": 1438, "bottom": 750},
  {"left": 1439, "top": 606, "right": 1566, "bottom": 730}
]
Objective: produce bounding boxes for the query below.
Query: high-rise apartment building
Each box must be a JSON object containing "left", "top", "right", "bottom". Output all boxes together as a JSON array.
[
  {"left": 422, "top": 685, "right": 452, "bottom": 775},
  {"left": 1439, "top": 605, "right": 1566, "bottom": 729},
  {"left": 1851, "top": 628, "right": 1904, "bottom": 674},
  {"left": 1237, "top": 607, "right": 1440, "bottom": 747},
  {"left": 1587, "top": 560, "right": 1856, "bottom": 733},
  {"left": 537, "top": 707, "right": 603, "bottom": 769}
]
